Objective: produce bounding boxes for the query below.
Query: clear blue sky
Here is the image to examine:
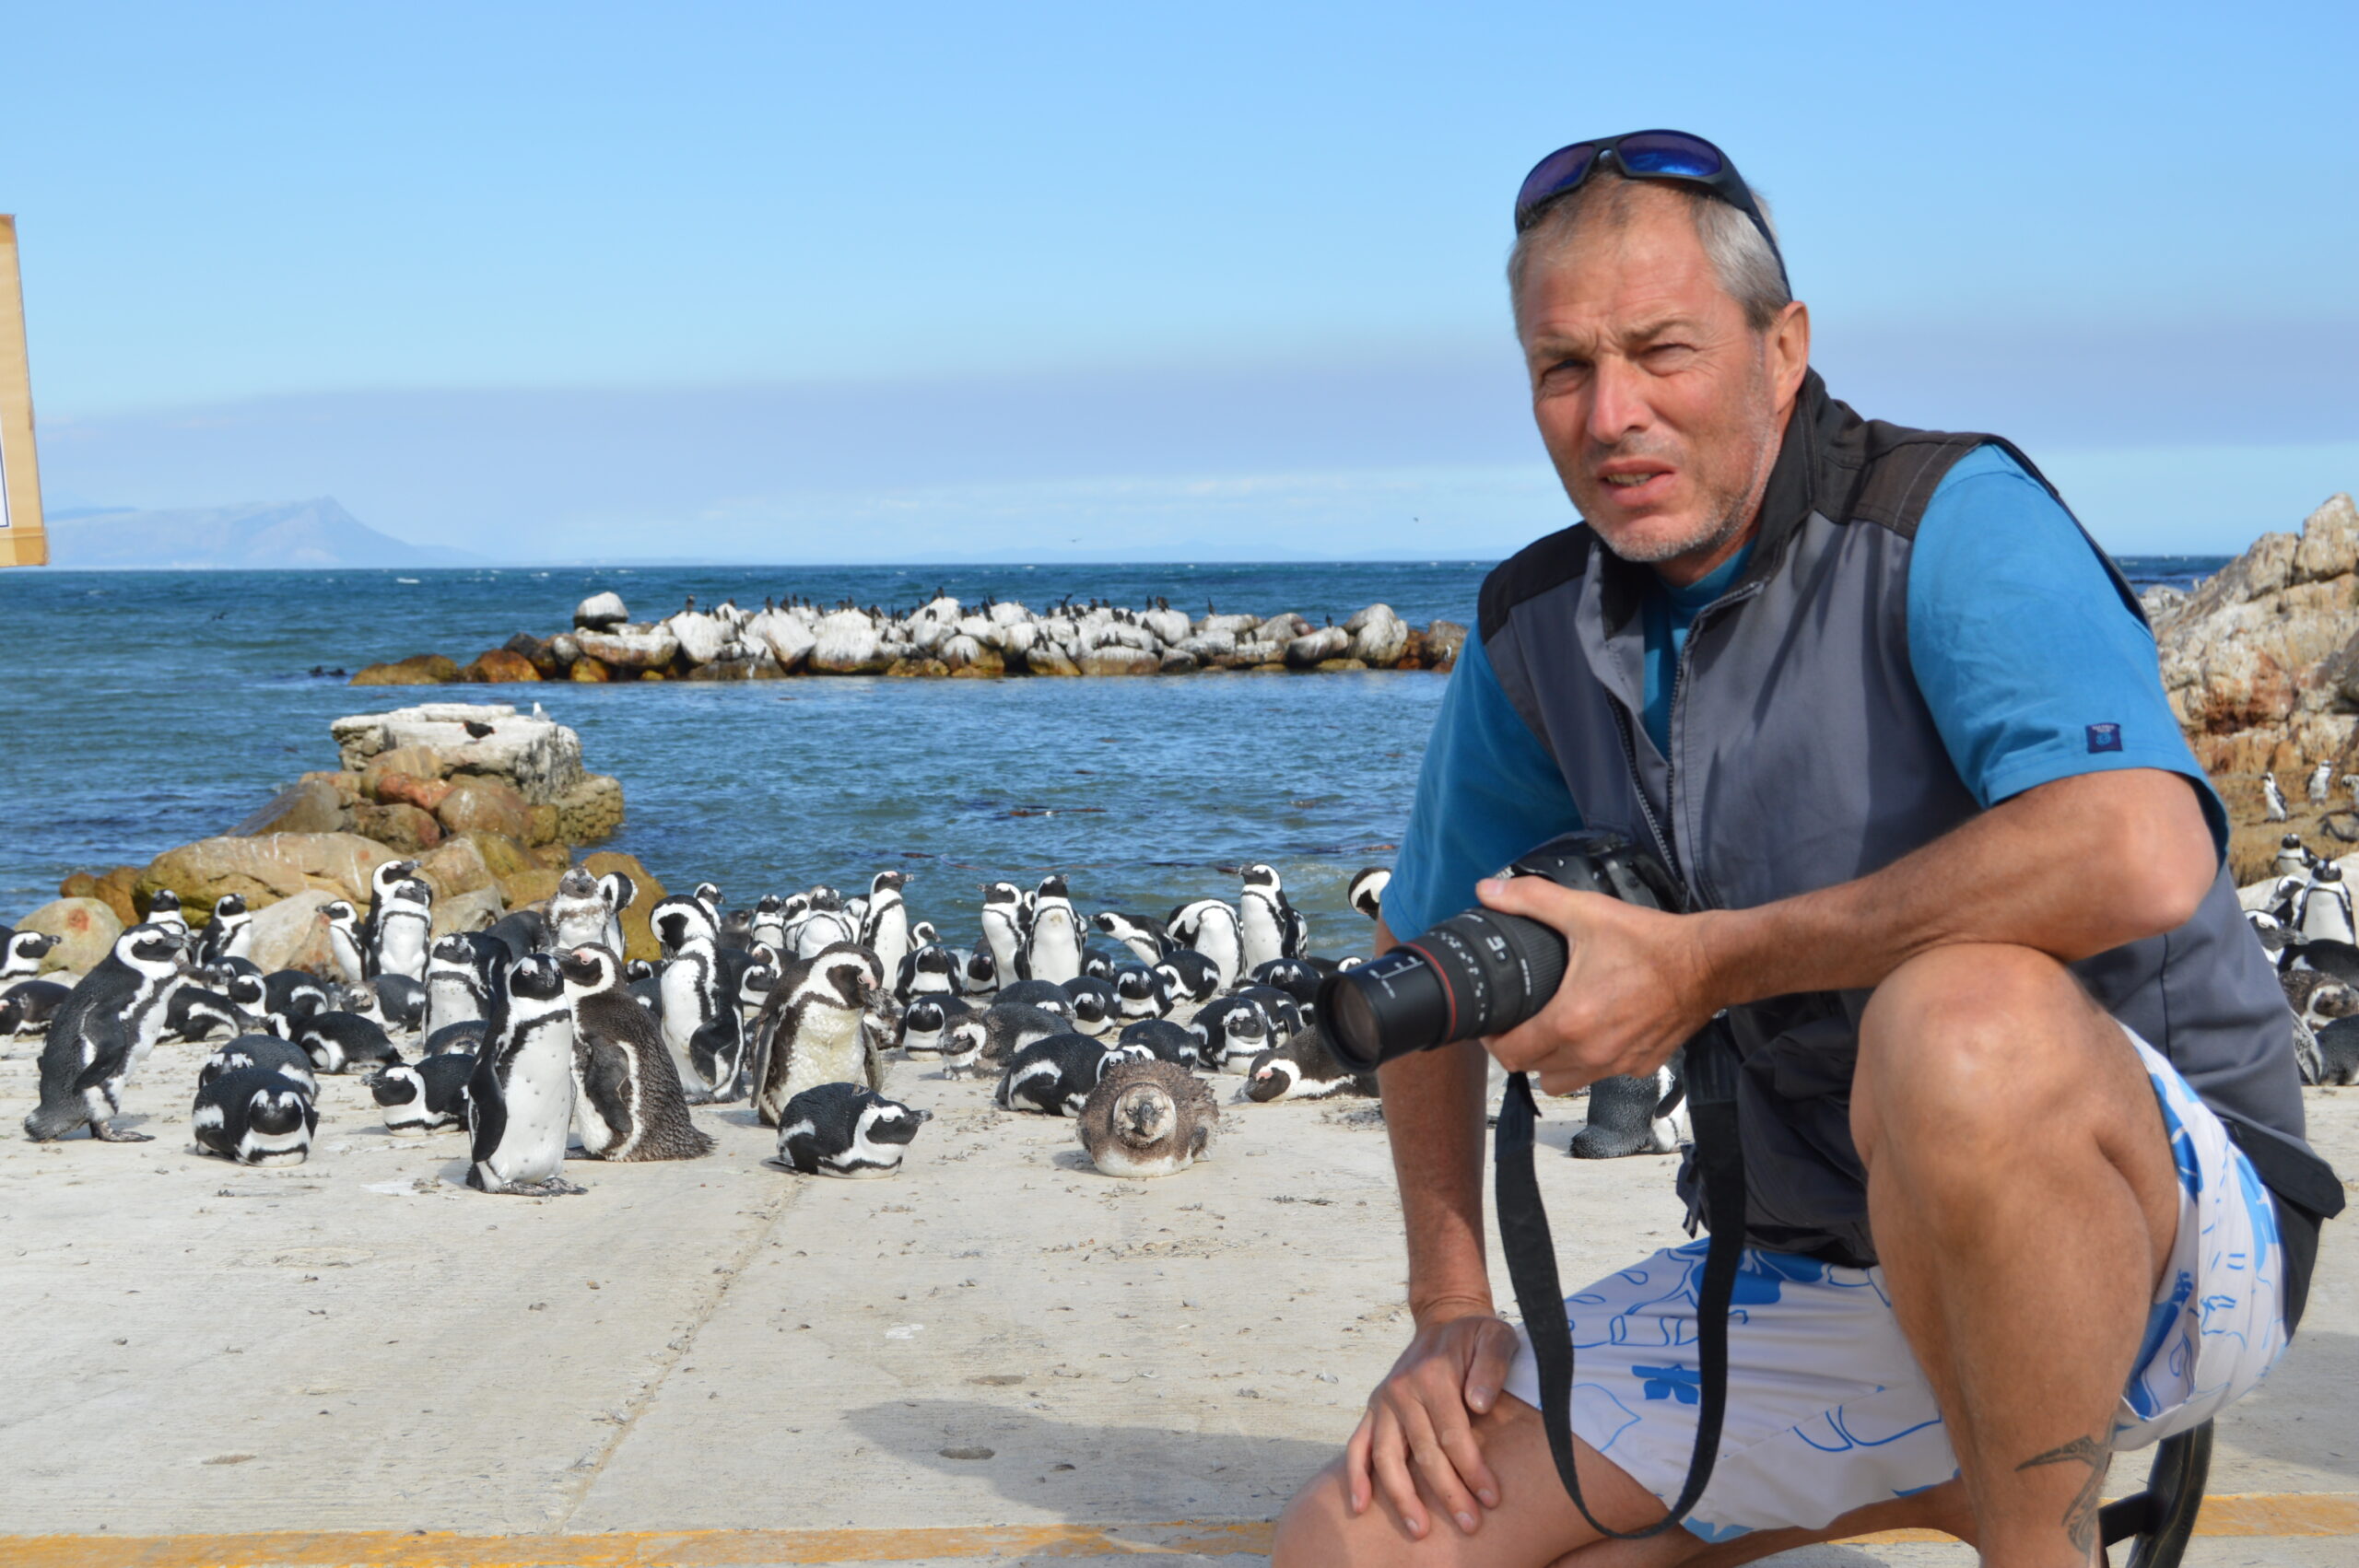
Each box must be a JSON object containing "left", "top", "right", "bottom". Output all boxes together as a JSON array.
[{"left": 9, "top": 1, "right": 2355, "bottom": 560}]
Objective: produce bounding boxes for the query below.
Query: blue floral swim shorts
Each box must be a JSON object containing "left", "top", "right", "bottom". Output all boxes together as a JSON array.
[{"left": 1498, "top": 1027, "right": 2289, "bottom": 1543}]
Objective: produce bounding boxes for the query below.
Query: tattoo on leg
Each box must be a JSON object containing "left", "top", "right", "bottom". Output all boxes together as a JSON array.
[{"left": 2017, "top": 1433, "right": 2113, "bottom": 1555}]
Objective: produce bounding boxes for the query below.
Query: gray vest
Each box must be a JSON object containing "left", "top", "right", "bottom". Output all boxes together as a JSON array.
[{"left": 1480, "top": 371, "right": 2307, "bottom": 1266}]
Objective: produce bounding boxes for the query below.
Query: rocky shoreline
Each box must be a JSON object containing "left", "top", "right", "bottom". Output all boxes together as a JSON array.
[
  {"left": 350, "top": 591, "right": 1467, "bottom": 685},
  {"left": 14, "top": 703, "right": 662, "bottom": 973}
]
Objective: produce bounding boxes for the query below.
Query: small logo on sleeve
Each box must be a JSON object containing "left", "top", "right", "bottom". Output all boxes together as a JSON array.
[{"left": 2086, "top": 723, "right": 2123, "bottom": 754}]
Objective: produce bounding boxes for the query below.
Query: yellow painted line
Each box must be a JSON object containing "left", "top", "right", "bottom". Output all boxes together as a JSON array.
[{"left": 4, "top": 1497, "right": 2355, "bottom": 1566}]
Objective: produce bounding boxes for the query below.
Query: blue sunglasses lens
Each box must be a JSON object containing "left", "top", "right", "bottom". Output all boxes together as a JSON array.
[
  {"left": 1614, "top": 132, "right": 1725, "bottom": 180},
  {"left": 1515, "top": 143, "right": 1598, "bottom": 226}
]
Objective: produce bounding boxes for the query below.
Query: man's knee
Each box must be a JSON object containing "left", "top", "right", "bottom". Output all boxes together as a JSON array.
[
  {"left": 1855, "top": 943, "right": 2109, "bottom": 1164},
  {"left": 1273, "top": 1460, "right": 1354, "bottom": 1568}
]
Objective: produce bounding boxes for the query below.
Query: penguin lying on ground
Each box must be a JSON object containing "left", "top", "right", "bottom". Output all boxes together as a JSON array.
[
  {"left": 1152, "top": 949, "right": 1222, "bottom": 1007},
  {"left": 1078, "top": 1058, "right": 1217, "bottom": 1178},
  {"left": 1568, "top": 1063, "right": 1689, "bottom": 1159},
  {"left": 897, "top": 944, "right": 962, "bottom": 999},
  {"left": 1347, "top": 867, "right": 1391, "bottom": 920},
  {"left": 371, "top": 973, "right": 428, "bottom": 1034},
  {"left": 162, "top": 982, "right": 247, "bottom": 1045},
  {"left": 1249, "top": 958, "right": 1323, "bottom": 1008},
  {"left": 559, "top": 944, "right": 713, "bottom": 1162},
  {"left": 1110, "top": 965, "right": 1171, "bottom": 1023},
  {"left": 1062, "top": 976, "right": 1118, "bottom": 1034},
  {"left": 1191, "top": 995, "right": 1273, "bottom": 1068},
  {"left": 280, "top": 1009, "right": 402, "bottom": 1073},
  {"left": 994, "top": 978, "right": 1074, "bottom": 1019},
  {"left": 939, "top": 1002, "right": 1064, "bottom": 1080},
  {"left": 199, "top": 1035, "right": 319, "bottom": 1097},
  {"left": 2315, "top": 1017, "right": 2359, "bottom": 1086},
  {"left": 369, "top": 1053, "right": 475, "bottom": 1134},
  {"left": 1243, "top": 1026, "right": 1377, "bottom": 1102},
  {"left": 997, "top": 1035, "right": 1144, "bottom": 1117},
  {"left": 1119, "top": 1018, "right": 1203, "bottom": 1068},
  {"left": 22, "top": 925, "right": 184, "bottom": 1142},
  {"left": 769, "top": 1082, "right": 929, "bottom": 1177},
  {"left": 193, "top": 1067, "right": 317, "bottom": 1165},
  {"left": 0, "top": 979, "right": 69, "bottom": 1039},
  {"left": 897, "top": 993, "right": 973, "bottom": 1057}
]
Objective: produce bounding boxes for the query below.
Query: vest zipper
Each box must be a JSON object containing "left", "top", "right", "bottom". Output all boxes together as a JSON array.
[
  {"left": 1611, "top": 699, "right": 1683, "bottom": 892},
  {"left": 1654, "top": 579, "right": 1768, "bottom": 912}
]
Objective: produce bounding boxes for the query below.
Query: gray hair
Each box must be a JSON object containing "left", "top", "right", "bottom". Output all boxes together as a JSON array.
[{"left": 1508, "top": 174, "right": 1790, "bottom": 334}]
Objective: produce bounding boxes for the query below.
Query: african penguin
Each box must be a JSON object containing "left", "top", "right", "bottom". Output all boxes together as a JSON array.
[
  {"left": 2264, "top": 771, "right": 2290, "bottom": 823},
  {"left": 748, "top": 944, "right": 884, "bottom": 1126},
  {"left": 321, "top": 900, "right": 368, "bottom": 987},
  {"left": 464, "top": 953, "right": 583, "bottom": 1195},
  {"left": 1191, "top": 994, "right": 1274, "bottom": 1068},
  {"left": 1347, "top": 866, "right": 1392, "bottom": 921},
  {"left": 1026, "top": 876, "right": 1085, "bottom": 985},
  {"left": 144, "top": 890, "right": 189, "bottom": 938},
  {"left": 1118, "top": 1018, "right": 1204, "bottom": 1069},
  {"left": 1152, "top": 949, "right": 1223, "bottom": 1006},
  {"left": 652, "top": 895, "right": 744, "bottom": 1103},
  {"left": 938, "top": 1002, "right": 1065, "bottom": 1080},
  {"left": 558, "top": 944, "right": 714, "bottom": 1162},
  {"left": 2311, "top": 1015, "right": 2359, "bottom": 1085},
  {"left": 860, "top": 871, "right": 913, "bottom": 988},
  {"left": 371, "top": 973, "right": 428, "bottom": 1034},
  {"left": 979, "top": 882, "right": 1030, "bottom": 984},
  {"left": 993, "top": 978, "right": 1074, "bottom": 1020},
  {"left": 1091, "top": 911, "right": 1170, "bottom": 966},
  {"left": 282, "top": 1009, "right": 402, "bottom": 1073},
  {"left": 898, "top": 943, "right": 962, "bottom": 1000},
  {"left": 597, "top": 870, "right": 639, "bottom": 956},
  {"left": 0, "top": 979, "right": 69, "bottom": 1039},
  {"left": 1, "top": 930, "right": 59, "bottom": 982},
  {"left": 368, "top": 1053, "right": 475, "bottom": 1135},
  {"left": 1062, "top": 975, "right": 1119, "bottom": 1035},
  {"left": 1243, "top": 1026, "right": 1377, "bottom": 1101},
  {"left": 370, "top": 877, "right": 434, "bottom": 984},
  {"left": 1568, "top": 1064, "right": 1689, "bottom": 1159},
  {"left": 199, "top": 1035, "right": 319, "bottom": 1097},
  {"left": 960, "top": 949, "right": 999, "bottom": 999},
  {"left": 22, "top": 925, "right": 184, "bottom": 1142},
  {"left": 425, "top": 934, "right": 493, "bottom": 1036},
  {"left": 2301, "top": 864, "right": 2357, "bottom": 946},
  {"left": 1168, "top": 899, "right": 1243, "bottom": 992},
  {"left": 358, "top": 858, "right": 419, "bottom": 968},
  {"left": 996, "top": 1034, "right": 1140, "bottom": 1117},
  {"left": 195, "top": 895, "right": 253, "bottom": 968},
  {"left": 161, "top": 981, "right": 247, "bottom": 1045},
  {"left": 750, "top": 895, "right": 790, "bottom": 954},
  {"left": 1110, "top": 965, "right": 1171, "bottom": 1022},
  {"left": 2311, "top": 761, "right": 2335, "bottom": 804},
  {"left": 769, "top": 1082, "right": 929, "bottom": 1178},
  {"left": 1078, "top": 1058, "right": 1217, "bottom": 1177},
  {"left": 1237, "top": 863, "right": 1306, "bottom": 973},
  {"left": 897, "top": 992, "right": 974, "bottom": 1056},
  {"left": 193, "top": 1067, "right": 318, "bottom": 1165}
]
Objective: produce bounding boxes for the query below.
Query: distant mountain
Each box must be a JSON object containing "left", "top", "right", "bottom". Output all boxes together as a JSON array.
[{"left": 44, "top": 497, "right": 483, "bottom": 569}]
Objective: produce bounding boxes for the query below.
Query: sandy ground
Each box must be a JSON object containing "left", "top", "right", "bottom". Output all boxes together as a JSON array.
[{"left": 1, "top": 1024, "right": 2353, "bottom": 1567}]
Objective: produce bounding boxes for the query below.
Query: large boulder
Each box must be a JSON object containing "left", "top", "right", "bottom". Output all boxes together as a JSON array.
[
  {"left": 460, "top": 649, "right": 542, "bottom": 685},
  {"left": 1026, "top": 641, "right": 1082, "bottom": 677},
  {"left": 332, "top": 704, "right": 586, "bottom": 804},
  {"left": 1286, "top": 626, "right": 1352, "bottom": 668},
  {"left": 573, "top": 591, "right": 628, "bottom": 631},
  {"left": 349, "top": 653, "right": 460, "bottom": 687},
  {"left": 2152, "top": 495, "right": 2359, "bottom": 778},
  {"left": 553, "top": 775, "right": 625, "bottom": 843},
  {"left": 16, "top": 898, "right": 123, "bottom": 974},
  {"left": 436, "top": 777, "right": 533, "bottom": 842},
  {"left": 811, "top": 612, "right": 886, "bottom": 673},
  {"left": 574, "top": 626, "right": 679, "bottom": 673},
  {"left": 1424, "top": 620, "right": 1469, "bottom": 670},
  {"left": 579, "top": 851, "right": 666, "bottom": 963},
  {"left": 349, "top": 802, "right": 443, "bottom": 853},
  {"left": 1345, "top": 603, "right": 1410, "bottom": 667},
  {"left": 665, "top": 610, "right": 731, "bottom": 666},
  {"left": 138, "top": 833, "right": 397, "bottom": 913},
  {"left": 433, "top": 886, "right": 508, "bottom": 938},
  {"left": 57, "top": 866, "right": 142, "bottom": 928},
  {"left": 229, "top": 777, "right": 349, "bottom": 837},
  {"left": 245, "top": 889, "right": 341, "bottom": 977},
  {"left": 370, "top": 769, "right": 452, "bottom": 814},
  {"left": 1078, "top": 646, "right": 1160, "bottom": 676},
  {"left": 1143, "top": 607, "right": 1191, "bottom": 646},
  {"left": 415, "top": 836, "right": 496, "bottom": 903},
  {"left": 749, "top": 610, "right": 816, "bottom": 673}
]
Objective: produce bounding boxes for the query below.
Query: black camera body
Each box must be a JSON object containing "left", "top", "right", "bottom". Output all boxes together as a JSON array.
[{"left": 1320, "top": 830, "right": 1684, "bottom": 1071}]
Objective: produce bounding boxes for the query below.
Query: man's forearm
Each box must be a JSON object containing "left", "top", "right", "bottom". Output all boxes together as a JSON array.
[
  {"left": 1371, "top": 917, "right": 1497, "bottom": 1322},
  {"left": 1695, "top": 769, "right": 2214, "bottom": 1009}
]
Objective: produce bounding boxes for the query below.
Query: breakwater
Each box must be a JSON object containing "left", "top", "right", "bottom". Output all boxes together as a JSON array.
[{"left": 352, "top": 590, "right": 1466, "bottom": 685}]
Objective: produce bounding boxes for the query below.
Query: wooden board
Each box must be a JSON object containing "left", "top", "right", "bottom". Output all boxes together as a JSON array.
[{"left": 0, "top": 215, "right": 46, "bottom": 568}]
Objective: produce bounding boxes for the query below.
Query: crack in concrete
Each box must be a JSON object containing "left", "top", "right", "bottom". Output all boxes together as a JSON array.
[{"left": 551, "top": 1174, "right": 806, "bottom": 1526}]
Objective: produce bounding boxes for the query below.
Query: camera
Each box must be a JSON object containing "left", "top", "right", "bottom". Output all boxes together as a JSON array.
[{"left": 1319, "top": 830, "right": 1684, "bottom": 1071}]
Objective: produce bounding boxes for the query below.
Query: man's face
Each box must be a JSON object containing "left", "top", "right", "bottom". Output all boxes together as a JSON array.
[{"left": 1517, "top": 185, "right": 1804, "bottom": 577}]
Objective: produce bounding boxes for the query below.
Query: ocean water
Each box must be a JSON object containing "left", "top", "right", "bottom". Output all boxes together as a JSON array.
[{"left": 0, "top": 554, "right": 2229, "bottom": 943}]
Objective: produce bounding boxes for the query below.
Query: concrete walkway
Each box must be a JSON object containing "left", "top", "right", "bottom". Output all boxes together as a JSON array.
[{"left": 3, "top": 1031, "right": 2353, "bottom": 1565}]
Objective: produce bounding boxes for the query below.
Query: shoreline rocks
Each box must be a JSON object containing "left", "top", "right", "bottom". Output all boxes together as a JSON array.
[{"left": 351, "top": 591, "right": 1467, "bottom": 685}]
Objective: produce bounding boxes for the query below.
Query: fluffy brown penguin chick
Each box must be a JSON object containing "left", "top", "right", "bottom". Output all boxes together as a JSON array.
[{"left": 1076, "top": 1058, "right": 1217, "bottom": 1177}]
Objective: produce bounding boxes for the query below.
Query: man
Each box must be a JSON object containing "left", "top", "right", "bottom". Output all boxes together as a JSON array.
[{"left": 1274, "top": 131, "right": 2322, "bottom": 1567}]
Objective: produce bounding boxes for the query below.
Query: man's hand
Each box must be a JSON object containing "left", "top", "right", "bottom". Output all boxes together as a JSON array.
[
  {"left": 1477, "top": 875, "right": 1720, "bottom": 1094},
  {"left": 1345, "top": 1304, "right": 1520, "bottom": 1538}
]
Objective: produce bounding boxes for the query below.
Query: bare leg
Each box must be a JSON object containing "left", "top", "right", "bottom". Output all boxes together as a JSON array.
[
  {"left": 1854, "top": 943, "right": 2178, "bottom": 1567},
  {"left": 1274, "top": 1394, "right": 1694, "bottom": 1568}
]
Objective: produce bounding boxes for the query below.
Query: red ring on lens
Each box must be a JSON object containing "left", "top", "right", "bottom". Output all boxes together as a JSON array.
[{"left": 1399, "top": 941, "right": 1457, "bottom": 1041}]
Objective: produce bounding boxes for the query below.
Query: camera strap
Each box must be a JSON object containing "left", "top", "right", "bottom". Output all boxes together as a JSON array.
[{"left": 1493, "top": 1016, "right": 1748, "bottom": 1538}]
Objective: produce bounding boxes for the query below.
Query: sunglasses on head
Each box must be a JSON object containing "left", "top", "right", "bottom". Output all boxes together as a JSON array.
[{"left": 1513, "top": 129, "right": 1789, "bottom": 294}]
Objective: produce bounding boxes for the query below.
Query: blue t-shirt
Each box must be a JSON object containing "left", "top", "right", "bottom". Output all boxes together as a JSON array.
[
  {"left": 1382, "top": 445, "right": 2222, "bottom": 940},
  {"left": 1641, "top": 542, "right": 1755, "bottom": 758}
]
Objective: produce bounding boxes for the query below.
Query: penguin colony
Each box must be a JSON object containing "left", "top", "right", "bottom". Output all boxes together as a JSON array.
[
  {"left": 365, "top": 590, "right": 1463, "bottom": 686},
  {"left": 2247, "top": 833, "right": 2359, "bottom": 1087},
  {"left": 6, "top": 853, "right": 1702, "bottom": 1180}
]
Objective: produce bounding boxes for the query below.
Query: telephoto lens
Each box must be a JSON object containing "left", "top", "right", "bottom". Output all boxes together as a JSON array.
[{"left": 1320, "top": 831, "right": 1683, "bottom": 1071}]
